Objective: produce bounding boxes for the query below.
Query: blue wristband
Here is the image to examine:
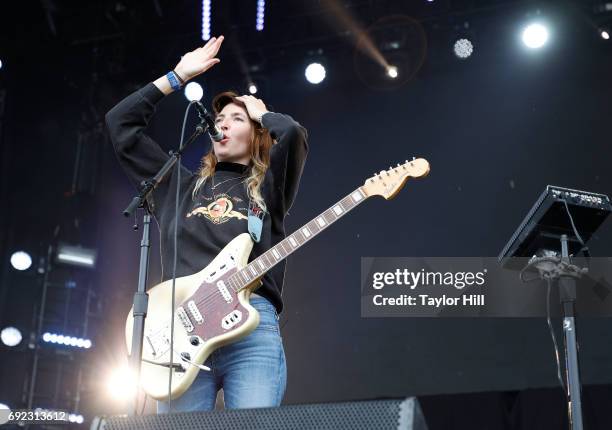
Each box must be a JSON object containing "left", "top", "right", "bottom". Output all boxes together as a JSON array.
[{"left": 166, "top": 71, "right": 182, "bottom": 91}]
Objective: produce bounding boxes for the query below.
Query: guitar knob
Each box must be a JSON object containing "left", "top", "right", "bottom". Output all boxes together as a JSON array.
[
  {"left": 181, "top": 352, "right": 191, "bottom": 361},
  {"left": 190, "top": 336, "right": 200, "bottom": 346}
]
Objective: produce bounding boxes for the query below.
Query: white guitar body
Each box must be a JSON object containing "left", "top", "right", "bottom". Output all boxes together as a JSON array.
[{"left": 125, "top": 233, "right": 262, "bottom": 400}]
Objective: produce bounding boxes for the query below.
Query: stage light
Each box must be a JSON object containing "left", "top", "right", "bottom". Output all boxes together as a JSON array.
[
  {"left": 10, "top": 251, "right": 32, "bottom": 271},
  {"left": 256, "top": 0, "right": 265, "bottom": 31},
  {"left": 56, "top": 244, "right": 96, "bottom": 269},
  {"left": 106, "top": 365, "right": 137, "bottom": 401},
  {"left": 1, "top": 327, "right": 22, "bottom": 347},
  {"left": 522, "top": 23, "right": 549, "bottom": 49},
  {"left": 386, "top": 65, "right": 398, "bottom": 78},
  {"left": 184, "top": 82, "right": 204, "bottom": 102},
  {"left": 42, "top": 332, "right": 92, "bottom": 349},
  {"left": 248, "top": 83, "right": 258, "bottom": 94},
  {"left": 0, "top": 59, "right": 3, "bottom": 70},
  {"left": 305, "top": 62, "right": 326, "bottom": 84},
  {"left": 68, "top": 413, "right": 84, "bottom": 423},
  {"left": 454, "top": 38, "right": 474, "bottom": 59},
  {"left": 202, "top": 0, "right": 211, "bottom": 41},
  {"left": 601, "top": 30, "right": 610, "bottom": 40}
]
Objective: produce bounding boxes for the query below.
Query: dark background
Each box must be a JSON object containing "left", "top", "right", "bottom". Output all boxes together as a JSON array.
[{"left": 0, "top": 1, "right": 611, "bottom": 428}]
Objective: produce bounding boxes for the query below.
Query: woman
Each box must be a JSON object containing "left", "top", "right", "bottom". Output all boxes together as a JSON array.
[{"left": 105, "top": 35, "right": 308, "bottom": 412}]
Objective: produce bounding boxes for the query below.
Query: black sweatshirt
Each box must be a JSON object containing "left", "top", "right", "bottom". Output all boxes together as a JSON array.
[{"left": 105, "top": 82, "right": 308, "bottom": 314}]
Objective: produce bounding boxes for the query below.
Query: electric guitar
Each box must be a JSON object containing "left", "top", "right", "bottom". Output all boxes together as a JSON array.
[{"left": 125, "top": 158, "right": 430, "bottom": 400}]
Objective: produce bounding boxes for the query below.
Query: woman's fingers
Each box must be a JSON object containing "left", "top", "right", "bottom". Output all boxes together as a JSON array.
[
  {"left": 199, "top": 36, "right": 223, "bottom": 61},
  {"left": 203, "top": 37, "right": 216, "bottom": 48},
  {"left": 212, "top": 36, "right": 224, "bottom": 54},
  {"left": 194, "top": 38, "right": 215, "bottom": 54}
]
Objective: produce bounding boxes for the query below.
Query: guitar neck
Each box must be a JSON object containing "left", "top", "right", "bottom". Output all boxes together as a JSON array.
[{"left": 228, "top": 187, "right": 369, "bottom": 291}]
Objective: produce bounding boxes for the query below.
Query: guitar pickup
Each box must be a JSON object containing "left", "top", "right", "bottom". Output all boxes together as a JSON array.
[
  {"left": 217, "top": 280, "right": 233, "bottom": 303},
  {"left": 188, "top": 300, "right": 204, "bottom": 324},
  {"left": 176, "top": 307, "right": 194, "bottom": 333}
]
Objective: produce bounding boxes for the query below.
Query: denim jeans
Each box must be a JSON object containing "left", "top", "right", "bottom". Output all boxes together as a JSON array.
[{"left": 157, "top": 296, "right": 287, "bottom": 412}]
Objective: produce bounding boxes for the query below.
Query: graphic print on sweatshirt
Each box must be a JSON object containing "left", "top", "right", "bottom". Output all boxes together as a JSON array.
[{"left": 186, "top": 193, "right": 248, "bottom": 224}]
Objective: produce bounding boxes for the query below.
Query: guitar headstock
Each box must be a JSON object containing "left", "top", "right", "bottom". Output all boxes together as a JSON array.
[{"left": 361, "top": 158, "right": 430, "bottom": 199}]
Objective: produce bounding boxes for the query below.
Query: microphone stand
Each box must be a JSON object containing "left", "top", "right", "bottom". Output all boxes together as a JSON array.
[
  {"left": 123, "top": 115, "right": 207, "bottom": 417},
  {"left": 526, "top": 234, "right": 585, "bottom": 430}
]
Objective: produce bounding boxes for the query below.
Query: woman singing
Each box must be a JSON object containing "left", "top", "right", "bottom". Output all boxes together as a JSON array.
[{"left": 105, "top": 35, "right": 308, "bottom": 412}]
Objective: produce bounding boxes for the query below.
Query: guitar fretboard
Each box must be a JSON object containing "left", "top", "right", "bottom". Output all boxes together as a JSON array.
[{"left": 226, "top": 187, "right": 369, "bottom": 292}]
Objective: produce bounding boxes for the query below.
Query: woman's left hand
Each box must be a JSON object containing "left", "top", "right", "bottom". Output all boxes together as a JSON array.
[{"left": 235, "top": 95, "right": 269, "bottom": 123}]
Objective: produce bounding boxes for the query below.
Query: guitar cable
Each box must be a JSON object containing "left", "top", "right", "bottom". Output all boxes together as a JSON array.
[{"left": 166, "top": 100, "right": 197, "bottom": 412}]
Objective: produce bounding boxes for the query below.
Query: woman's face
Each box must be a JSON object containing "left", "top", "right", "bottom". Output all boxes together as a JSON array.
[{"left": 213, "top": 102, "right": 253, "bottom": 164}]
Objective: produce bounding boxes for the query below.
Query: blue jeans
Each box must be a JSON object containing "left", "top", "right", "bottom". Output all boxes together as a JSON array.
[{"left": 157, "top": 297, "right": 287, "bottom": 412}]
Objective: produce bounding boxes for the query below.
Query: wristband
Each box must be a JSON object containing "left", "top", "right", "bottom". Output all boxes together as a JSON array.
[
  {"left": 173, "top": 69, "right": 186, "bottom": 85},
  {"left": 166, "top": 71, "right": 183, "bottom": 91}
]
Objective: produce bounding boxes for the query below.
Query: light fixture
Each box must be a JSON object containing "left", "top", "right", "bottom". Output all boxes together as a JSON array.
[
  {"left": 106, "top": 365, "right": 138, "bottom": 401},
  {"left": 1, "top": 327, "right": 22, "bottom": 347},
  {"left": 56, "top": 244, "right": 97, "bottom": 269},
  {"left": 454, "top": 38, "right": 474, "bottom": 59},
  {"left": 202, "top": 0, "right": 211, "bottom": 41},
  {"left": 10, "top": 251, "right": 32, "bottom": 271},
  {"left": 386, "top": 65, "right": 398, "bottom": 78},
  {"left": 42, "top": 332, "right": 92, "bottom": 349},
  {"left": 184, "top": 82, "right": 204, "bottom": 102},
  {"left": 256, "top": 0, "right": 265, "bottom": 31},
  {"left": 522, "top": 23, "right": 549, "bottom": 49},
  {"left": 305, "top": 62, "right": 326, "bottom": 84}
]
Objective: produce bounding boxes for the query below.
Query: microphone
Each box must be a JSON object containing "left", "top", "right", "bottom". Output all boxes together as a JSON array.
[{"left": 194, "top": 101, "right": 224, "bottom": 142}]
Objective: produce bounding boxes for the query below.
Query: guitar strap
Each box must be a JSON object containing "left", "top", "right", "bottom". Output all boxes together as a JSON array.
[{"left": 248, "top": 199, "right": 265, "bottom": 243}]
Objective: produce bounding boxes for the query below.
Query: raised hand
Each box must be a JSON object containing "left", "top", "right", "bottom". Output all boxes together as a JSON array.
[
  {"left": 174, "top": 36, "right": 224, "bottom": 82},
  {"left": 235, "top": 95, "right": 269, "bottom": 123}
]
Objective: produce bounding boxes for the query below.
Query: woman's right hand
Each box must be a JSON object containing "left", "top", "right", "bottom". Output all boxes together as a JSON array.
[{"left": 174, "top": 35, "right": 224, "bottom": 82}]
